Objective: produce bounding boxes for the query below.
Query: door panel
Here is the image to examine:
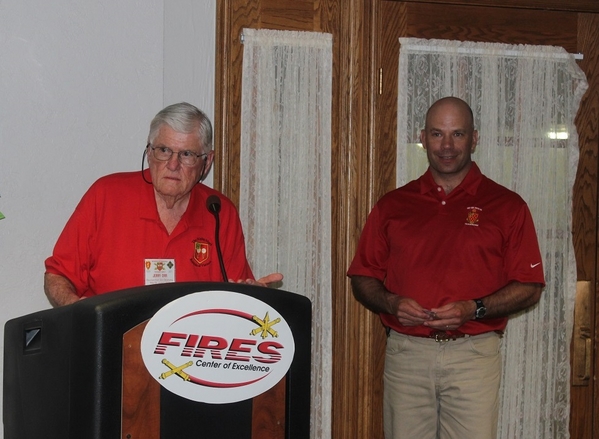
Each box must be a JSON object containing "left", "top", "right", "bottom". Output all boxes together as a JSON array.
[
  {"left": 404, "top": 2, "right": 578, "bottom": 49},
  {"left": 376, "top": 2, "right": 599, "bottom": 438}
]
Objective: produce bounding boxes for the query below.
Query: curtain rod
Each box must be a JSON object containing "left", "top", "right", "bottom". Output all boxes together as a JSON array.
[
  {"left": 401, "top": 43, "right": 583, "bottom": 61},
  {"left": 238, "top": 33, "right": 584, "bottom": 60}
]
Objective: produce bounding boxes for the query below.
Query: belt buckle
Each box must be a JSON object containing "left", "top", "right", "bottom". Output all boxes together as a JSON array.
[{"left": 430, "top": 330, "right": 455, "bottom": 342}]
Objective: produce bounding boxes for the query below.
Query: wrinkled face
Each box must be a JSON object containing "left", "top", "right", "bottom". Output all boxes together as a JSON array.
[
  {"left": 148, "top": 125, "right": 213, "bottom": 202},
  {"left": 420, "top": 100, "right": 478, "bottom": 185}
]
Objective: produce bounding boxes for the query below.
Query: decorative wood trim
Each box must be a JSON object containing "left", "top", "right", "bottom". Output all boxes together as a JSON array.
[
  {"left": 571, "top": 13, "right": 599, "bottom": 439},
  {"left": 251, "top": 377, "right": 286, "bottom": 438},
  {"left": 392, "top": 0, "right": 599, "bottom": 14},
  {"left": 214, "top": 0, "right": 229, "bottom": 195},
  {"left": 403, "top": 2, "right": 578, "bottom": 51},
  {"left": 121, "top": 322, "right": 160, "bottom": 439},
  {"left": 573, "top": 13, "right": 599, "bottom": 284},
  {"left": 331, "top": 0, "right": 386, "bottom": 437}
]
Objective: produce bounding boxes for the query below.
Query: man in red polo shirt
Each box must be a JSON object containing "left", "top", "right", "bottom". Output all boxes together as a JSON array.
[
  {"left": 45, "top": 102, "right": 280, "bottom": 307},
  {"left": 347, "top": 97, "right": 544, "bottom": 439}
]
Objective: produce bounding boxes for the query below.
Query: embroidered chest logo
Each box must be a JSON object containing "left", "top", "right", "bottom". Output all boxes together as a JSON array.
[
  {"left": 192, "top": 238, "right": 211, "bottom": 266},
  {"left": 465, "top": 207, "right": 482, "bottom": 227}
]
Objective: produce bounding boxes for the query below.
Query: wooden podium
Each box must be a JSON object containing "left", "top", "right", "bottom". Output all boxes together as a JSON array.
[{"left": 4, "top": 282, "right": 311, "bottom": 439}]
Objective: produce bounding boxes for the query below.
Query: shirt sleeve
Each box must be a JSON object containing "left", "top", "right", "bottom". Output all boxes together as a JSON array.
[
  {"left": 347, "top": 203, "right": 389, "bottom": 282},
  {"left": 503, "top": 203, "right": 546, "bottom": 286},
  {"left": 44, "top": 184, "right": 99, "bottom": 297}
]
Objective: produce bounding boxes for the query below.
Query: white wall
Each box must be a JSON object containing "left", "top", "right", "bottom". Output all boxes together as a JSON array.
[{"left": 0, "top": 1, "right": 215, "bottom": 436}]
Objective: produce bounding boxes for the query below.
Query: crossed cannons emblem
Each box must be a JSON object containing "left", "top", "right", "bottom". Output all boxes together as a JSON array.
[
  {"left": 159, "top": 359, "right": 193, "bottom": 381},
  {"left": 250, "top": 312, "right": 281, "bottom": 339}
]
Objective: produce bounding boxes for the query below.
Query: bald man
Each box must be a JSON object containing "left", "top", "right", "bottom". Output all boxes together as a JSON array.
[{"left": 348, "top": 97, "right": 545, "bottom": 439}]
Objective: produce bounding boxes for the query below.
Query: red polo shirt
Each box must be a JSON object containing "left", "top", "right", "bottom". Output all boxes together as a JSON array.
[
  {"left": 347, "top": 163, "right": 545, "bottom": 336},
  {"left": 45, "top": 170, "right": 253, "bottom": 298}
]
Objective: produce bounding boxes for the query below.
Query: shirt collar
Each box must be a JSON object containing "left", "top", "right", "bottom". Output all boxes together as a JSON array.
[{"left": 419, "top": 162, "right": 483, "bottom": 196}]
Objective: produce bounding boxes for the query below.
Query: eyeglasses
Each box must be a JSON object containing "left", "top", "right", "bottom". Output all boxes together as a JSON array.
[{"left": 147, "top": 144, "right": 207, "bottom": 167}]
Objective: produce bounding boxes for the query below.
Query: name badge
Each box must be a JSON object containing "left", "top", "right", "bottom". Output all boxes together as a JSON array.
[{"left": 145, "top": 259, "right": 176, "bottom": 285}]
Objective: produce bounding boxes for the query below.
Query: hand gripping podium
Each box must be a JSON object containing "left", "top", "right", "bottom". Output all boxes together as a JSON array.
[{"left": 3, "top": 282, "right": 311, "bottom": 439}]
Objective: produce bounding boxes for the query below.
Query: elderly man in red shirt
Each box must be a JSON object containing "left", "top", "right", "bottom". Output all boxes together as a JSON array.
[{"left": 45, "top": 102, "right": 280, "bottom": 307}]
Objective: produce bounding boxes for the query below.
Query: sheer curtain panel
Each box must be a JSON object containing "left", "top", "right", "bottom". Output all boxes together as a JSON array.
[
  {"left": 397, "top": 38, "right": 587, "bottom": 439},
  {"left": 240, "top": 28, "right": 333, "bottom": 439}
]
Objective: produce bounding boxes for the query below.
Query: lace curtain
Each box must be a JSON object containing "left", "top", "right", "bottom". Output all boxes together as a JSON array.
[
  {"left": 240, "top": 28, "right": 333, "bottom": 439},
  {"left": 397, "top": 38, "right": 588, "bottom": 438}
]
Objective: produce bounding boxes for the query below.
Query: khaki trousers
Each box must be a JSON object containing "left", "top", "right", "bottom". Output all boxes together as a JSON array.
[{"left": 384, "top": 330, "right": 502, "bottom": 439}]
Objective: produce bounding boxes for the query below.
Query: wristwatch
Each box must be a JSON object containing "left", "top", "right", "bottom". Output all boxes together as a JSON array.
[{"left": 473, "top": 298, "right": 486, "bottom": 319}]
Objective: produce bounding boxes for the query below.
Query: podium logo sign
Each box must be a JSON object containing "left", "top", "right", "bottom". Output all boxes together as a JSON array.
[{"left": 140, "top": 291, "right": 295, "bottom": 404}]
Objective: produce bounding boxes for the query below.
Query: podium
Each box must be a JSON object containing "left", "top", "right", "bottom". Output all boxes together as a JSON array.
[{"left": 3, "top": 282, "right": 311, "bottom": 439}]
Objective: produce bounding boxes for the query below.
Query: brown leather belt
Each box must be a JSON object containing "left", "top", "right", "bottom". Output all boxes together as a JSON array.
[
  {"left": 387, "top": 327, "right": 503, "bottom": 342},
  {"left": 428, "top": 330, "right": 503, "bottom": 342}
]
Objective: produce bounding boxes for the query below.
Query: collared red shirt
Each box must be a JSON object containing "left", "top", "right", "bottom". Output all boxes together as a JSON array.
[
  {"left": 45, "top": 170, "right": 253, "bottom": 298},
  {"left": 347, "top": 163, "right": 545, "bottom": 336}
]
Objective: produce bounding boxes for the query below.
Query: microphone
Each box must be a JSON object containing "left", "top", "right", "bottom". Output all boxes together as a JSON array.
[
  {"left": 206, "top": 195, "right": 221, "bottom": 214},
  {"left": 206, "top": 195, "right": 228, "bottom": 282}
]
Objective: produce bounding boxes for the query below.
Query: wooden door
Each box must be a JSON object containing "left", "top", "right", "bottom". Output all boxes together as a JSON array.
[
  {"left": 214, "top": 1, "right": 381, "bottom": 438},
  {"left": 375, "top": 1, "right": 599, "bottom": 438}
]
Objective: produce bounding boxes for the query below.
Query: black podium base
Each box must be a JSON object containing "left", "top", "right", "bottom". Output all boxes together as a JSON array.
[{"left": 4, "top": 282, "right": 311, "bottom": 439}]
